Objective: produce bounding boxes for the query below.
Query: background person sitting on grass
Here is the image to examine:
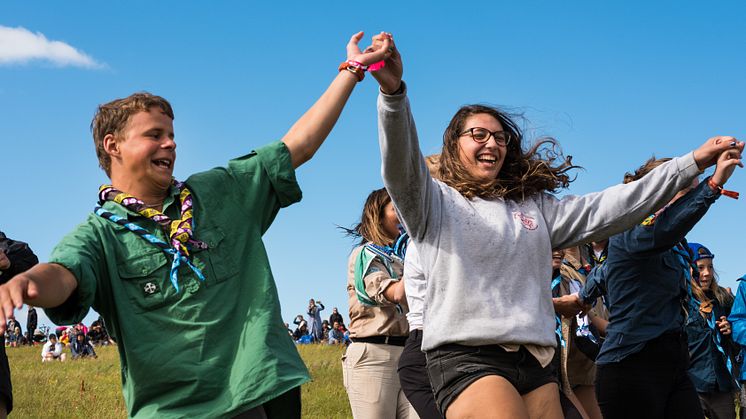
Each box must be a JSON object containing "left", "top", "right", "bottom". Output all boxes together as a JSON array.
[
  {"left": 71, "top": 333, "right": 97, "bottom": 359},
  {"left": 41, "top": 334, "right": 65, "bottom": 363}
]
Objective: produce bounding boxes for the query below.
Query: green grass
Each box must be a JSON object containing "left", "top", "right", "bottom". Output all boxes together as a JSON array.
[
  {"left": 298, "top": 344, "right": 351, "bottom": 418},
  {"left": 6, "top": 343, "right": 351, "bottom": 418}
]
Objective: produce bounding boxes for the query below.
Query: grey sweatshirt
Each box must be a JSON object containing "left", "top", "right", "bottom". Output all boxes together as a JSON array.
[{"left": 378, "top": 88, "right": 702, "bottom": 352}]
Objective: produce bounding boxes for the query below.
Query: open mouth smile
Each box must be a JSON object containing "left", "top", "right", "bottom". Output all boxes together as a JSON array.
[
  {"left": 152, "top": 158, "right": 172, "bottom": 169},
  {"left": 477, "top": 154, "right": 497, "bottom": 165}
]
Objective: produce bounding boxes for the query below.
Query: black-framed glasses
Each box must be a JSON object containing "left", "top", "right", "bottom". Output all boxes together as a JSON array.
[{"left": 460, "top": 127, "right": 513, "bottom": 146}]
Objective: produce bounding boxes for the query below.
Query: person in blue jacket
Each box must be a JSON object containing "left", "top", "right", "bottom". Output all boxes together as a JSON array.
[
  {"left": 580, "top": 150, "right": 741, "bottom": 419},
  {"left": 685, "top": 243, "right": 737, "bottom": 419},
  {"left": 726, "top": 273, "right": 746, "bottom": 419}
]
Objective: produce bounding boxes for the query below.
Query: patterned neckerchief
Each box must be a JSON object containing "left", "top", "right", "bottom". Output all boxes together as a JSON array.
[
  {"left": 95, "top": 181, "right": 207, "bottom": 292},
  {"left": 98, "top": 182, "right": 206, "bottom": 255}
]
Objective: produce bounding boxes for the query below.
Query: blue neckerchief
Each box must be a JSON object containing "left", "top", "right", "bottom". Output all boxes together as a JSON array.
[
  {"left": 551, "top": 274, "right": 565, "bottom": 348},
  {"left": 368, "top": 228, "right": 409, "bottom": 261},
  {"left": 94, "top": 206, "right": 205, "bottom": 293},
  {"left": 392, "top": 229, "right": 409, "bottom": 260}
]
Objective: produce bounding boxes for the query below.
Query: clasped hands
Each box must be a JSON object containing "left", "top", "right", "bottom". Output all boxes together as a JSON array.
[{"left": 553, "top": 293, "right": 592, "bottom": 318}]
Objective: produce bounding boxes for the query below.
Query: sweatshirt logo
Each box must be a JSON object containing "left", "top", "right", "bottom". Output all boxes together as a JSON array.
[{"left": 513, "top": 212, "right": 538, "bottom": 231}]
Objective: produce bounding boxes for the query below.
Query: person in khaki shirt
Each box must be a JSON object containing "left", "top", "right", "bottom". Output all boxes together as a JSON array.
[
  {"left": 342, "top": 187, "right": 417, "bottom": 419},
  {"left": 556, "top": 247, "right": 608, "bottom": 419}
]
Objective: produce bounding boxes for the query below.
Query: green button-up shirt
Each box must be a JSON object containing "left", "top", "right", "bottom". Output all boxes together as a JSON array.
[{"left": 47, "top": 141, "right": 309, "bottom": 418}]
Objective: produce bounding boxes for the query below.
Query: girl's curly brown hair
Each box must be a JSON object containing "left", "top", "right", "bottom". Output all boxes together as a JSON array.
[{"left": 438, "top": 104, "right": 578, "bottom": 201}]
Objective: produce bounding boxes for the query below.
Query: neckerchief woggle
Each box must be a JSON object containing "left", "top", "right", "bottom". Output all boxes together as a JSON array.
[
  {"left": 94, "top": 181, "right": 207, "bottom": 292},
  {"left": 551, "top": 274, "right": 566, "bottom": 348}
]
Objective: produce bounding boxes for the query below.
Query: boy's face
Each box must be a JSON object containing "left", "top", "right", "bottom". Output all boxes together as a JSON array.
[{"left": 109, "top": 107, "right": 176, "bottom": 195}]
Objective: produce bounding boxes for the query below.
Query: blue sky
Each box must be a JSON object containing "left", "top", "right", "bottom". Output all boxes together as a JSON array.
[{"left": 1, "top": 2, "right": 745, "bottom": 331}]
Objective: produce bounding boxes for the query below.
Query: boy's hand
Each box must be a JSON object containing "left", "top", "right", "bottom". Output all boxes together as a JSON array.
[
  {"left": 0, "top": 273, "right": 39, "bottom": 334},
  {"left": 279, "top": 31, "right": 395, "bottom": 170},
  {"left": 0, "top": 263, "right": 78, "bottom": 334},
  {"left": 552, "top": 293, "right": 586, "bottom": 317},
  {"left": 693, "top": 136, "right": 744, "bottom": 171},
  {"left": 711, "top": 146, "right": 743, "bottom": 187},
  {"left": 346, "top": 31, "right": 392, "bottom": 67},
  {"left": 368, "top": 32, "right": 402, "bottom": 94}
]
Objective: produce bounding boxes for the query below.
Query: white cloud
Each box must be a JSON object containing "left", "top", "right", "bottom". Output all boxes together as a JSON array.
[{"left": 0, "top": 25, "right": 104, "bottom": 69}]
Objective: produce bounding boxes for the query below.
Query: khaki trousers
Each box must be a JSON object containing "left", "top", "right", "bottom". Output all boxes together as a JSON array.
[{"left": 343, "top": 342, "right": 419, "bottom": 419}]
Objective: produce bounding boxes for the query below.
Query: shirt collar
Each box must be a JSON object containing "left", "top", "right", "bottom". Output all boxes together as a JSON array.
[{"left": 102, "top": 184, "right": 180, "bottom": 220}]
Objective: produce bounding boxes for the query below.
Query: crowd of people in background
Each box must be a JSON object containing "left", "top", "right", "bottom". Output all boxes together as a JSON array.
[
  {"left": 3, "top": 307, "right": 115, "bottom": 363},
  {"left": 289, "top": 302, "right": 350, "bottom": 345}
]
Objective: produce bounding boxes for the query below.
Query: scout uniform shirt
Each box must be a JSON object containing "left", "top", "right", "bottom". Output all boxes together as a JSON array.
[
  {"left": 346, "top": 245, "right": 409, "bottom": 339},
  {"left": 46, "top": 141, "right": 309, "bottom": 418}
]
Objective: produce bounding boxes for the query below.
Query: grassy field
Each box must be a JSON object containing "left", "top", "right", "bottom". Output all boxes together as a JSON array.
[{"left": 6, "top": 343, "right": 351, "bottom": 418}]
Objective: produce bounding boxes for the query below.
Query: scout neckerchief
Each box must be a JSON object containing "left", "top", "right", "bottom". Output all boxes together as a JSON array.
[
  {"left": 591, "top": 249, "right": 607, "bottom": 267},
  {"left": 94, "top": 181, "right": 207, "bottom": 292},
  {"left": 353, "top": 228, "right": 408, "bottom": 307},
  {"left": 551, "top": 273, "right": 566, "bottom": 348}
]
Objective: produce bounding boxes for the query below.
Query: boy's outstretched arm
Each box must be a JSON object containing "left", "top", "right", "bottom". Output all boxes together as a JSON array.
[
  {"left": 0, "top": 263, "right": 78, "bottom": 333},
  {"left": 281, "top": 32, "right": 392, "bottom": 169}
]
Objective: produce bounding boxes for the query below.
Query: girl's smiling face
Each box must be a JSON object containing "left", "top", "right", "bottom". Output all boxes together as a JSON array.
[
  {"left": 457, "top": 113, "right": 508, "bottom": 181},
  {"left": 697, "top": 259, "right": 715, "bottom": 290}
]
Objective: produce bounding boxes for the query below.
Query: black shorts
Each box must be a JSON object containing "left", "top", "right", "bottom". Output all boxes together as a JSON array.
[{"left": 426, "top": 344, "right": 557, "bottom": 416}]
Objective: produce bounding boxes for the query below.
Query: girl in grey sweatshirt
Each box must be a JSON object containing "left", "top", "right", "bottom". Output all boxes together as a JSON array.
[{"left": 368, "top": 32, "right": 743, "bottom": 419}]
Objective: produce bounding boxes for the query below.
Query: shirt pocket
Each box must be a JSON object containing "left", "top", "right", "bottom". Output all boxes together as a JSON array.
[
  {"left": 195, "top": 226, "right": 239, "bottom": 286},
  {"left": 117, "top": 246, "right": 179, "bottom": 314}
]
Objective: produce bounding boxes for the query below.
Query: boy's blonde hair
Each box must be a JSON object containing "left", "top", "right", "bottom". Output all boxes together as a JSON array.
[{"left": 91, "top": 92, "right": 174, "bottom": 177}]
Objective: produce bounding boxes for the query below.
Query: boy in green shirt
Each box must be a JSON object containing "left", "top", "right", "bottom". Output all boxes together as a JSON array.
[{"left": 0, "top": 33, "right": 391, "bottom": 418}]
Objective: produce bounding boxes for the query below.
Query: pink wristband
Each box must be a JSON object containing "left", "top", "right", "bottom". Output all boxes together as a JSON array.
[{"left": 368, "top": 60, "right": 385, "bottom": 72}]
